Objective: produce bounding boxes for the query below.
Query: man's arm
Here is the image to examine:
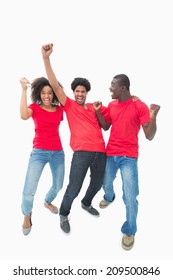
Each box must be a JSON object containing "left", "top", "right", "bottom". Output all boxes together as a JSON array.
[
  {"left": 93, "top": 101, "right": 111, "bottom": 131},
  {"left": 142, "top": 104, "right": 160, "bottom": 140},
  {"left": 41, "top": 43, "right": 67, "bottom": 106}
]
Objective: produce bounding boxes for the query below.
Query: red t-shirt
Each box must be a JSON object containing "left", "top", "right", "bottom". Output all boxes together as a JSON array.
[
  {"left": 63, "top": 97, "right": 106, "bottom": 152},
  {"left": 103, "top": 98, "right": 151, "bottom": 158},
  {"left": 28, "top": 103, "right": 63, "bottom": 150}
]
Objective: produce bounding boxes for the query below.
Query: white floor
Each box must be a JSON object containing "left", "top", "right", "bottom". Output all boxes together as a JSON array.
[{"left": 1, "top": 155, "right": 172, "bottom": 261}]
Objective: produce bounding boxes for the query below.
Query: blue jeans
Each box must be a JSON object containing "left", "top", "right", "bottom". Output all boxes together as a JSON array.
[
  {"left": 60, "top": 151, "right": 106, "bottom": 216},
  {"left": 103, "top": 156, "right": 139, "bottom": 235},
  {"left": 22, "top": 148, "right": 65, "bottom": 215}
]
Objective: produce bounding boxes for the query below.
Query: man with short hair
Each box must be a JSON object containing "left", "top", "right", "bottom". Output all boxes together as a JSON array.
[
  {"left": 42, "top": 44, "right": 106, "bottom": 233},
  {"left": 94, "top": 74, "right": 160, "bottom": 250}
]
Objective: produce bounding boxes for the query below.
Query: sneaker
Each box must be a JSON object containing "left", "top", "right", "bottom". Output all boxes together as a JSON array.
[
  {"left": 99, "top": 199, "right": 112, "bottom": 209},
  {"left": 60, "top": 215, "right": 70, "bottom": 233},
  {"left": 99, "top": 195, "right": 115, "bottom": 209},
  {"left": 81, "top": 203, "right": 100, "bottom": 216},
  {"left": 122, "top": 234, "right": 135, "bottom": 250},
  {"left": 44, "top": 201, "right": 58, "bottom": 214}
]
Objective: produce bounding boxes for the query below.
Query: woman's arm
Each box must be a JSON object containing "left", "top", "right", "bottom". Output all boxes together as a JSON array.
[{"left": 20, "top": 78, "right": 33, "bottom": 120}]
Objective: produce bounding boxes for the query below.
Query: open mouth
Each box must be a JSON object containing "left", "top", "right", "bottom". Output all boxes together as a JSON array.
[
  {"left": 43, "top": 99, "right": 51, "bottom": 104},
  {"left": 76, "top": 97, "right": 84, "bottom": 103}
]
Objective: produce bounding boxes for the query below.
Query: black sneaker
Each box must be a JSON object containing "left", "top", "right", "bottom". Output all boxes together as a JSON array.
[
  {"left": 60, "top": 215, "right": 70, "bottom": 233},
  {"left": 81, "top": 203, "right": 100, "bottom": 216}
]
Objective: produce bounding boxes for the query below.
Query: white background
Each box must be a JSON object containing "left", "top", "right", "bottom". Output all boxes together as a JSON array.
[{"left": 0, "top": 0, "right": 172, "bottom": 279}]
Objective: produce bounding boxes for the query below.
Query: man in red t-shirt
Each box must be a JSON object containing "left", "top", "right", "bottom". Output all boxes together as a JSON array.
[
  {"left": 42, "top": 44, "right": 106, "bottom": 234},
  {"left": 94, "top": 74, "right": 160, "bottom": 250}
]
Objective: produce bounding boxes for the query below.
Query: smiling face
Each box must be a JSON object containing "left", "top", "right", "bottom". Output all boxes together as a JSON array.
[
  {"left": 40, "top": 85, "right": 54, "bottom": 107},
  {"left": 109, "top": 78, "right": 123, "bottom": 100},
  {"left": 73, "top": 85, "right": 88, "bottom": 106}
]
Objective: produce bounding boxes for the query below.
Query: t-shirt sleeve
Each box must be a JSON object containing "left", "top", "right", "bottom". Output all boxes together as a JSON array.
[
  {"left": 28, "top": 103, "right": 34, "bottom": 109},
  {"left": 63, "top": 97, "right": 73, "bottom": 112},
  {"left": 28, "top": 103, "right": 35, "bottom": 114},
  {"left": 136, "top": 101, "right": 151, "bottom": 125},
  {"left": 100, "top": 104, "right": 112, "bottom": 123},
  {"left": 61, "top": 108, "right": 64, "bottom": 121}
]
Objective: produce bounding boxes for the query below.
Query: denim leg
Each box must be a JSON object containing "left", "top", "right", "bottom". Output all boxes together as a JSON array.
[
  {"left": 59, "top": 151, "right": 90, "bottom": 216},
  {"left": 21, "top": 149, "right": 46, "bottom": 215},
  {"left": 45, "top": 150, "right": 65, "bottom": 204},
  {"left": 120, "top": 157, "right": 139, "bottom": 235},
  {"left": 81, "top": 152, "right": 106, "bottom": 207},
  {"left": 102, "top": 156, "right": 118, "bottom": 202}
]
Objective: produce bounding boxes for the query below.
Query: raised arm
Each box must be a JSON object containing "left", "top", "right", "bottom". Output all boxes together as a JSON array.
[
  {"left": 20, "top": 78, "right": 33, "bottom": 120},
  {"left": 41, "top": 43, "right": 67, "bottom": 106},
  {"left": 142, "top": 104, "right": 160, "bottom": 140},
  {"left": 93, "top": 101, "right": 111, "bottom": 131}
]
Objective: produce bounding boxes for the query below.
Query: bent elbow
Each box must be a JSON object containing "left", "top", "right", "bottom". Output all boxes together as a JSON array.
[
  {"left": 100, "top": 124, "right": 110, "bottom": 131},
  {"left": 146, "top": 134, "right": 155, "bottom": 141},
  {"left": 20, "top": 115, "right": 30, "bottom": 120},
  {"left": 103, "top": 127, "right": 110, "bottom": 131}
]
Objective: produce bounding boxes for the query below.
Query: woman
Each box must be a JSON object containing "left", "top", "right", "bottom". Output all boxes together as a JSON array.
[{"left": 20, "top": 77, "right": 65, "bottom": 235}]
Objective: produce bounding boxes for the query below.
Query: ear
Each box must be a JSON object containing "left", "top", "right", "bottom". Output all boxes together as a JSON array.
[{"left": 121, "top": 86, "right": 126, "bottom": 91}]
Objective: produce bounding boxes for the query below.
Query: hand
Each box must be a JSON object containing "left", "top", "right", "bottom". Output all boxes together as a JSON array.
[
  {"left": 132, "top": 95, "right": 140, "bottom": 101},
  {"left": 20, "top": 77, "right": 30, "bottom": 90},
  {"left": 93, "top": 101, "right": 102, "bottom": 111},
  {"left": 41, "top": 43, "right": 53, "bottom": 58},
  {"left": 150, "top": 104, "right": 160, "bottom": 119}
]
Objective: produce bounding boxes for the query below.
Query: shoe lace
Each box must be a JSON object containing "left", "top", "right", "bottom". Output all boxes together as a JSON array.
[{"left": 60, "top": 216, "right": 70, "bottom": 224}]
